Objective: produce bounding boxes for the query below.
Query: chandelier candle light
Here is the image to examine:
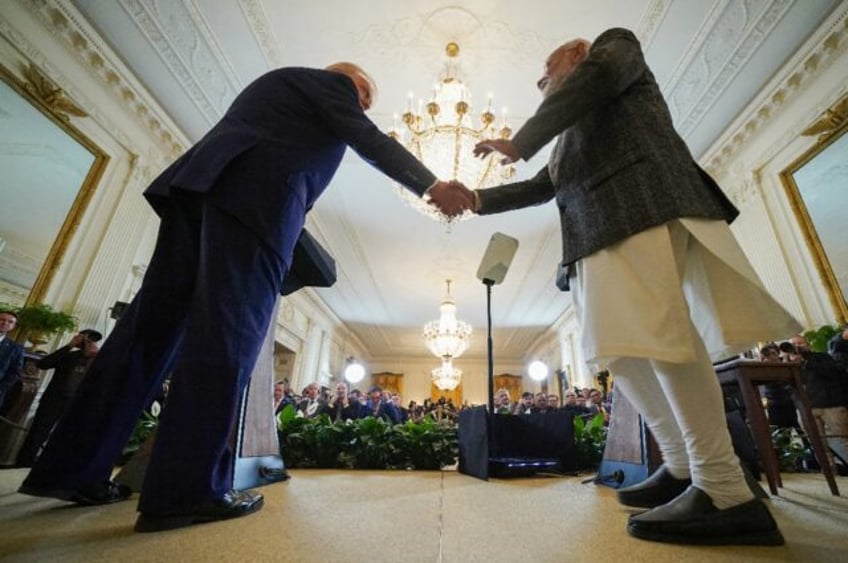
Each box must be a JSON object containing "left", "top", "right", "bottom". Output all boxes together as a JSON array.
[
  {"left": 388, "top": 42, "right": 515, "bottom": 224},
  {"left": 424, "top": 280, "right": 472, "bottom": 390}
]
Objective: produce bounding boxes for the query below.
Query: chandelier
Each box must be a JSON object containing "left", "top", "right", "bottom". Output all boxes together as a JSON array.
[
  {"left": 388, "top": 42, "right": 515, "bottom": 224},
  {"left": 424, "top": 280, "right": 472, "bottom": 359},
  {"left": 432, "top": 358, "right": 462, "bottom": 391}
]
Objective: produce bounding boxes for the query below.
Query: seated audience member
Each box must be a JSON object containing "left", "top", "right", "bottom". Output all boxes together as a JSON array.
[
  {"left": 350, "top": 388, "right": 365, "bottom": 407},
  {"left": 828, "top": 326, "right": 848, "bottom": 371},
  {"left": 562, "top": 389, "right": 588, "bottom": 417},
  {"left": 533, "top": 392, "right": 549, "bottom": 414},
  {"left": 788, "top": 335, "right": 848, "bottom": 469},
  {"left": 0, "top": 309, "right": 24, "bottom": 412},
  {"left": 547, "top": 394, "right": 560, "bottom": 410},
  {"left": 366, "top": 385, "right": 400, "bottom": 424},
  {"left": 391, "top": 393, "right": 408, "bottom": 423},
  {"left": 584, "top": 388, "right": 609, "bottom": 423},
  {"left": 759, "top": 343, "right": 798, "bottom": 429},
  {"left": 297, "top": 382, "right": 324, "bottom": 418},
  {"left": 513, "top": 391, "right": 535, "bottom": 415},
  {"left": 494, "top": 388, "right": 512, "bottom": 414},
  {"left": 320, "top": 382, "right": 362, "bottom": 422},
  {"left": 273, "top": 379, "right": 296, "bottom": 415},
  {"left": 17, "top": 329, "right": 102, "bottom": 466}
]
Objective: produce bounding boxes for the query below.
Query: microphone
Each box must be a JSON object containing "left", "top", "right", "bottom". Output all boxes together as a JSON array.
[{"left": 476, "top": 233, "right": 519, "bottom": 285}]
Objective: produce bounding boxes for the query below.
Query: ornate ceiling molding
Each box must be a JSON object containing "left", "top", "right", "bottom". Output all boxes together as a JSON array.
[
  {"left": 17, "top": 0, "right": 187, "bottom": 161},
  {"left": 118, "top": 0, "right": 241, "bottom": 126},
  {"left": 703, "top": 5, "right": 848, "bottom": 182},
  {"left": 238, "top": 0, "right": 283, "bottom": 68},
  {"left": 349, "top": 6, "right": 551, "bottom": 78},
  {"left": 667, "top": 0, "right": 794, "bottom": 137},
  {"left": 635, "top": 0, "right": 673, "bottom": 49}
]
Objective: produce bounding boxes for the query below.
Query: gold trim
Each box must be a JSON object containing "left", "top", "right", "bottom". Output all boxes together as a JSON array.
[
  {"left": 0, "top": 62, "right": 109, "bottom": 307},
  {"left": 780, "top": 94, "right": 848, "bottom": 324}
]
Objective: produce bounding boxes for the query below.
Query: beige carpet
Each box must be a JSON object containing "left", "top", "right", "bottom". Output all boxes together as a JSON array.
[{"left": 1, "top": 468, "right": 847, "bottom": 562}]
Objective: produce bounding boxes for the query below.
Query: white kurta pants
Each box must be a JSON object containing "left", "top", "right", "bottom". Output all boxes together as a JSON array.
[{"left": 571, "top": 218, "right": 801, "bottom": 508}]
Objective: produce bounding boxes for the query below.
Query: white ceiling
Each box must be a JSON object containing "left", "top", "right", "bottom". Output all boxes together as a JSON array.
[{"left": 64, "top": 0, "right": 840, "bottom": 362}]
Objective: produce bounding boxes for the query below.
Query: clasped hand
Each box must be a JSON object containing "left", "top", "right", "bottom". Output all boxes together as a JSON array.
[{"left": 428, "top": 180, "right": 475, "bottom": 218}]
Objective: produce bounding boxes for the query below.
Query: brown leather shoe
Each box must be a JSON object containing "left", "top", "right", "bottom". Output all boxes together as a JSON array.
[
  {"left": 616, "top": 465, "right": 691, "bottom": 508},
  {"left": 134, "top": 489, "right": 264, "bottom": 533}
]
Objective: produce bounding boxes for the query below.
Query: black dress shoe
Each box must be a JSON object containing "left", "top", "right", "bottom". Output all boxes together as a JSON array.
[
  {"left": 18, "top": 479, "right": 132, "bottom": 506},
  {"left": 134, "top": 489, "right": 264, "bottom": 533},
  {"left": 627, "top": 486, "right": 784, "bottom": 546},
  {"left": 616, "top": 465, "right": 691, "bottom": 508}
]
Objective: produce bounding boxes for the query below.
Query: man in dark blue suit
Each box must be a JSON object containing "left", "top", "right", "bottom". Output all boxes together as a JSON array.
[
  {"left": 19, "top": 62, "right": 470, "bottom": 532},
  {"left": 0, "top": 309, "right": 24, "bottom": 411}
]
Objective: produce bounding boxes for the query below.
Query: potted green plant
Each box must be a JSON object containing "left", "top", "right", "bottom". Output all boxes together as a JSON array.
[{"left": 13, "top": 303, "right": 78, "bottom": 349}]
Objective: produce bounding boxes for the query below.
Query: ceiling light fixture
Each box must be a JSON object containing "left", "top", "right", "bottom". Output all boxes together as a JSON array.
[{"left": 388, "top": 42, "right": 515, "bottom": 225}]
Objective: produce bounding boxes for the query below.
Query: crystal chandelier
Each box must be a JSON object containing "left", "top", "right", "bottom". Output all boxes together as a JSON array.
[
  {"left": 432, "top": 358, "right": 462, "bottom": 391},
  {"left": 388, "top": 42, "right": 515, "bottom": 224},
  {"left": 424, "top": 280, "right": 472, "bottom": 360}
]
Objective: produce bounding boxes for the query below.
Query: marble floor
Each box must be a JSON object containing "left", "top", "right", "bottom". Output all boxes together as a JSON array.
[{"left": 1, "top": 467, "right": 847, "bottom": 562}]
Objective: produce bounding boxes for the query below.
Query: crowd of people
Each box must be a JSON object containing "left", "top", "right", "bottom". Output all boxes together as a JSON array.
[
  {"left": 758, "top": 329, "right": 848, "bottom": 470},
  {"left": 273, "top": 378, "right": 613, "bottom": 427}
]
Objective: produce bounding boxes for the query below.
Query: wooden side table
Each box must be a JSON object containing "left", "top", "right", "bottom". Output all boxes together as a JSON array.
[{"left": 715, "top": 359, "right": 839, "bottom": 496}]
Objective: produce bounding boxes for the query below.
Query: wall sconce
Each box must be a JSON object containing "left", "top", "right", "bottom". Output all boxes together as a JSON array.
[
  {"left": 343, "top": 356, "right": 365, "bottom": 384},
  {"left": 527, "top": 360, "right": 549, "bottom": 382}
]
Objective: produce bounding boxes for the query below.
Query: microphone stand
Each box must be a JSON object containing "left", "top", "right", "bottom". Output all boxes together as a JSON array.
[{"left": 484, "top": 278, "right": 495, "bottom": 413}]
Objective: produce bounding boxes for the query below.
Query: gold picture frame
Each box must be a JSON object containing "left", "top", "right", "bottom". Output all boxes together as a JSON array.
[
  {"left": 779, "top": 94, "right": 848, "bottom": 324},
  {"left": 0, "top": 62, "right": 109, "bottom": 306}
]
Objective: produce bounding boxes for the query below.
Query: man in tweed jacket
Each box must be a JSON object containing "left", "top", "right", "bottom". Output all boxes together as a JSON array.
[{"left": 468, "top": 28, "right": 800, "bottom": 546}]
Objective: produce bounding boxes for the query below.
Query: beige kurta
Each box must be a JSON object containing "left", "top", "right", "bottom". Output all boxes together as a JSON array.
[{"left": 571, "top": 218, "right": 801, "bottom": 366}]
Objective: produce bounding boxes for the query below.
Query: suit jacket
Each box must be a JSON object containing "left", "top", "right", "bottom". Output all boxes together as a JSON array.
[
  {"left": 144, "top": 67, "right": 437, "bottom": 271},
  {"left": 0, "top": 336, "right": 24, "bottom": 407},
  {"left": 478, "top": 28, "right": 738, "bottom": 271}
]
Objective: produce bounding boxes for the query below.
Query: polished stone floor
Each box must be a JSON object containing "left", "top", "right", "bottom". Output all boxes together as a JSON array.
[{"left": 1, "top": 467, "right": 847, "bottom": 562}]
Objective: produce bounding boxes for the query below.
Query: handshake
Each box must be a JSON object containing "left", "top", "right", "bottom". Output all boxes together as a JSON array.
[
  {"left": 427, "top": 180, "right": 477, "bottom": 218},
  {"left": 425, "top": 139, "right": 519, "bottom": 218}
]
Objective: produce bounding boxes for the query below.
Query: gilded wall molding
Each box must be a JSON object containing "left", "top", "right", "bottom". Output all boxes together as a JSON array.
[
  {"left": 703, "top": 6, "right": 848, "bottom": 175},
  {"left": 800, "top": 93, "right": 848, "bottom": 142},
  {"left": 239, "top": 0, "right": 283, "bottom": 68},
  {"left": 22, "top": 0, "right": 187, "bottom": 159}
]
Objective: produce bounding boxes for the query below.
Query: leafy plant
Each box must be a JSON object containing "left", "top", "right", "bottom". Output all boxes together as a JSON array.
[
  {"left": 771, "top": 426, "right": 811, "bottom": 472},
  {"left": 803, "top": 325, "right": 841, "bottom": 353},
  {"left": 277, "top": 405, "right": 459, "bottom": 470},
  {"left": 13, "top": 303, "right": 77, "bottom": 338},
  {"left": 573, "top": 413, "right": 607, "bottom": 470},
  {"left": 122, "top": 410, "right": 159, "bottom": 457}
]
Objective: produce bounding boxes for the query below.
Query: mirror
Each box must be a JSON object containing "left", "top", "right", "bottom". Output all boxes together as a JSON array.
[
  {"left": 0, "top": 63, "right": 107, "bottom": 307},
  {"left": 780, "top": 95, "right": 848, "bottom": 324}
]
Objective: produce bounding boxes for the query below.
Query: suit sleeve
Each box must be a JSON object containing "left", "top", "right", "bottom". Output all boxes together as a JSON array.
[
  {"left": 512, "top": 28, "right": 647, "bottom": 160},
  {"left": 306, "top": 74, "right": 438, "bottom": 195},
  {"left": 35, "top": 345, "right": 74, "bottom": 370},
  {"left": 0, "top": 345, "right": 23, "bottom": 395},
  {"left": 477, "top": 166, "right": 556, "bottom": 215}
]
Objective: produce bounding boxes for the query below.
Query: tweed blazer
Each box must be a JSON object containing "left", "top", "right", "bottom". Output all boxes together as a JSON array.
[{"left": 477, "top": 28, "right": 738, "bottom": 268}]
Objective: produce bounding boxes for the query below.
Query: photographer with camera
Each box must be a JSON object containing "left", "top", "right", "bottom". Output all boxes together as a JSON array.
[{"left": 16, "top": 329, "right": 102, "bottom": 467}]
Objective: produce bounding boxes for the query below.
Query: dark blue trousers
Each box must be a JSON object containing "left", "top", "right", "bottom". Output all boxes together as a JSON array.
[{"left": 24, "top": 190, "right": 286, "bottom": 513}]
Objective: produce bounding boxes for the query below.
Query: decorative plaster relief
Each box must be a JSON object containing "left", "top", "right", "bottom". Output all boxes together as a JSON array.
[
  {"left": 239, "top": 0, "right": 282, "bottom": 68},
  {"left": 636, "top": 0, "right": 673, "bottom": 49},
  {"left": 118, "top": 0, "right": 241, "bottom": 126},
  {"left": 349, "top": 6, "right": 551, "bottom": 78},
  {"left": 678, "top": 0, "right": 791, "bottom": 137},
  {"left": 669, "top": 0, "right": 792, "bottom": 137},
  {"left": 704, "top": 9, "right": 848, "bottom": 174},
  {"left": 21, "top": 0, "right": 186, "bottom": 159}
]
